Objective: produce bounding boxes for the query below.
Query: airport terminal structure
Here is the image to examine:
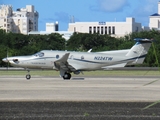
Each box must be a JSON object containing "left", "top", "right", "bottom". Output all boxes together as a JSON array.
[
  {"left": 68, "top": 17, "right": 143, "bottom": 37},
  {"left": 1, "top": 2, "right": 160, "bottom": 39}
]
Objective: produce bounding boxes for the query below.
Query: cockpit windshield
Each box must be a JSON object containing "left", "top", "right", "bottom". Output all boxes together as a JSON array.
[{"left": 33, "top": 52, "right": 44, "bottom": 57}]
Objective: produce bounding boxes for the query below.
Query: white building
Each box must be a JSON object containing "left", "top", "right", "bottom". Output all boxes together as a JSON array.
[
  {"left": 28, "top": 22, "right": 73, "bottom": 40},
  {"left": 0, "top": 5, "right": 13, "bottom": 32},
  {"left": 68, "top": 17, "right": 142, "bottom": 37},
  {"left": 149, "top": 2, "right": 160, "bottom": 30},
  {"left": 0, "top": 5, "right": 38, "bottom": 34},
  {"left": 46, "top": 21, "right": 58, "bottom": 32}
]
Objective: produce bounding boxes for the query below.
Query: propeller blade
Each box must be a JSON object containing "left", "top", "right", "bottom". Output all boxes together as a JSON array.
[{"left": 6, "top": 49, "right": 9, "bottom": 71}]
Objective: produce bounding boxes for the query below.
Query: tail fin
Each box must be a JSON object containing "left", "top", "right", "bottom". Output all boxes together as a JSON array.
[{"left": 126, "top": 38, "right": 153, "bottom": 64}]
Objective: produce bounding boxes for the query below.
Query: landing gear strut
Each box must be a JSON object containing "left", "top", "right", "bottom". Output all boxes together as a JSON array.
[
  {"left": 26, "top": 70, "right": 31, "bottom": 80},
  {"left": 63, "top": 72, "right": 71, "bottom": 80}
]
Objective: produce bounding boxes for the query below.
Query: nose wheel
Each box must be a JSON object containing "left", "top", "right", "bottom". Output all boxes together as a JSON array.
[
  {"left": 26, "top": 70, "right": 31, "bottom": 80},
  {"left": 26, "top": 74, "right": 31, "bottom": 80}
]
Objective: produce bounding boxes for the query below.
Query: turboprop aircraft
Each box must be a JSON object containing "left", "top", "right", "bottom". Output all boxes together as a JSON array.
[{"left": 2, "top": 38, "right": 152, "bottom": 80}]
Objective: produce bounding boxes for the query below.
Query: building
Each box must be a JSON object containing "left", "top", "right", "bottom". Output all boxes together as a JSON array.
[
  {"left": 149, "top": 1, "right": 160, "bottom": 30},
  {"left": 0, "top": 5, "right": 13, "bottom": 32},
  {"left": 68, "top": 17, "right": 142, "bottom": 37},
  {"left": 46, "top": 21, "right": 59, "bottom": 32},
  {"left": 28, "top": 22, "right": 73, "bottom": 40},
  {"left": 0, "top": 5, "right": 38, "bottom": 34}
]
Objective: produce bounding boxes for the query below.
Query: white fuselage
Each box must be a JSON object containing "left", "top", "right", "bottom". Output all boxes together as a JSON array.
[{"left": 5, "top": 49, "right": 135, "bottom": 71}]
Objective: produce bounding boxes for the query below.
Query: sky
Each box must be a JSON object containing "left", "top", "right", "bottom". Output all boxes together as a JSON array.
[{"left": 0, "top": 0, "right": 160, "bottom": 31}]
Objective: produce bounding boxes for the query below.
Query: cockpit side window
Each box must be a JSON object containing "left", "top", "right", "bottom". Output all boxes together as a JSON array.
[
  {"left": 39, "top": 52, "right": 44, "bottom": 57},
  {"left": 34, "top": 52, "right": 44, "bottom": 57}
]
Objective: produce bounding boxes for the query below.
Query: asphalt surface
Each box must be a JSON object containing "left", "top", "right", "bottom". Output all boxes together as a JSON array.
[
  {"left": 0, "top": 76, "right": 160, "bottom": 119},
  {"left": 0, "top": 101, "right": 160, "bottom": 120}
]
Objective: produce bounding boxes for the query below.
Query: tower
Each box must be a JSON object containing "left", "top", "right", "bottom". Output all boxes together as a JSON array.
[
  {"left": 149, "top": 1, "right": 160, "bottom": 29},
  {"left": 158, "top": 1, "right": 160, "bottom": 14}
]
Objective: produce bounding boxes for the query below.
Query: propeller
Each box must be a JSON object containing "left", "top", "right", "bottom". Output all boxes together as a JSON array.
[
  {"left": 2, "top": 49, "right": 9, "bottom": 71},
  {"left": 6, "top": 49, "right": 9, "bottom": 71}
]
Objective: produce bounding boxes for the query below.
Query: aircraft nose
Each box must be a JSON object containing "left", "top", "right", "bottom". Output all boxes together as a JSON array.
[{"left": 2, "top": 58, "right": 8, "bottom": 63}]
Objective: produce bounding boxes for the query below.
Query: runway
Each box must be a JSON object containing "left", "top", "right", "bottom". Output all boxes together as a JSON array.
[
  {"left": 0, "top": 76, "right": 159, "bottom": 102},
  {"left": 0, "top": 76, "right": 160, "bottom": 119}
]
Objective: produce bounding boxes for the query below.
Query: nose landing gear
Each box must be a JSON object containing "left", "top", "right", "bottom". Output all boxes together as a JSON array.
[
  {"left": 26, "top": 74, "right": 31, "bottom": 79},
  {"left": 26, "top": 70, "right": 31, "bottom": 80}
]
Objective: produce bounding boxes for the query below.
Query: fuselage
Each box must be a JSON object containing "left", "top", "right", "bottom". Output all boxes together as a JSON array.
[{"left": 3, "top": 49, "right": 135, "bottom": 71}]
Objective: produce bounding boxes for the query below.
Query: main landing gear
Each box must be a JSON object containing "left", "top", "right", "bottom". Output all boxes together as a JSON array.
[
  {"left": 25, "top": 70, "right": 71, "bottom": 80},
  {"left": 26, "top": 70, "right": 31, "bottom": 80},
  {"left": 63, "top": 72, "right": 71, "bottom": 80}
]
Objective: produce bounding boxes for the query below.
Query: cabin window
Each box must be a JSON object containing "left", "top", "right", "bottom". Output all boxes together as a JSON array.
[
  {"left": 81, "top": 56, "right": 84, "bottom": 60},
  {"left": 56, "top": 55, "right": 59, "bottom": 59}
]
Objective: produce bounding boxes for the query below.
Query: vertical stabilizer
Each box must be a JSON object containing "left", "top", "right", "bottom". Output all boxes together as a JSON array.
[{"left": 126, "top": 38, "right": 152, "bottom": 64}]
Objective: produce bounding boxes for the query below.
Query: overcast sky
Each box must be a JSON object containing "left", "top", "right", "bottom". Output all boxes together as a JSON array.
[{"left": 0, "top": 0, "right": 159, "bottom": 31}]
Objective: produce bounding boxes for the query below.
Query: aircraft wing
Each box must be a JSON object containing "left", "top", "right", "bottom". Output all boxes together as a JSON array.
[{"left": 54, "top": 53, "right": 76, "bottom": 72}]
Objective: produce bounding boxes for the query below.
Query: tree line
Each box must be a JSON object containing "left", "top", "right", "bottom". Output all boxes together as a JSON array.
[{"left": 0, "top": 29, "right": 160, "bottom": 67}]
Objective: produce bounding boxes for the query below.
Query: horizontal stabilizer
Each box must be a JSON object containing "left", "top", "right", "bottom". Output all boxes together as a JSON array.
[{"left": 134, "top": 38, "right": 153, "bottom": 43}]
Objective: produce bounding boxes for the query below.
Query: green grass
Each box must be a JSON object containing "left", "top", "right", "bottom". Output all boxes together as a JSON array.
[
  {"left": 0, "top": 70, "right": 160, "bottom": 77},
  {"left": 83, "top": 70, "right": 160, "bottom": 76}
]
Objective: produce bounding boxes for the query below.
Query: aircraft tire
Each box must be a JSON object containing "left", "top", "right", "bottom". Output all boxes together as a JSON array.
[
  {"left": 63, "top": 73, "right": 71, "bottom": 80},
  {"left": 26, "top": 74, "right": 31, "bottom": 80}
]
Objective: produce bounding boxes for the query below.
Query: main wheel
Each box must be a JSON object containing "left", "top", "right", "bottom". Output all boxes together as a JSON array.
[
  {"left": 26, "top": 74, "right": 31, "bottom": 80},
  {"left": 63, "top": 73, "right": 71, "bottom": 80}
]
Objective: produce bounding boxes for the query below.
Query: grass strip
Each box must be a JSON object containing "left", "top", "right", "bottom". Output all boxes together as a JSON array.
[{"left": 0, "top": 70, "right": 160, "bottom": 76}]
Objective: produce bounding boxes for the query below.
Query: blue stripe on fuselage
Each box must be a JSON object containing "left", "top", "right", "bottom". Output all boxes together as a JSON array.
[{"left": 73, "top": 54, "right": 146, "bottom": 64}]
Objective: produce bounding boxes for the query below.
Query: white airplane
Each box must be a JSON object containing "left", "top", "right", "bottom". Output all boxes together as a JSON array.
[{"left": 2, "top": 38, "right": 152, "bottom": 80}]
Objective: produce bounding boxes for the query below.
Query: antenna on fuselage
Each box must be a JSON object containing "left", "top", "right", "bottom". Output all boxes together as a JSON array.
[{"left": 87, "top": 49, "right": 92, "bottom": 53}]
